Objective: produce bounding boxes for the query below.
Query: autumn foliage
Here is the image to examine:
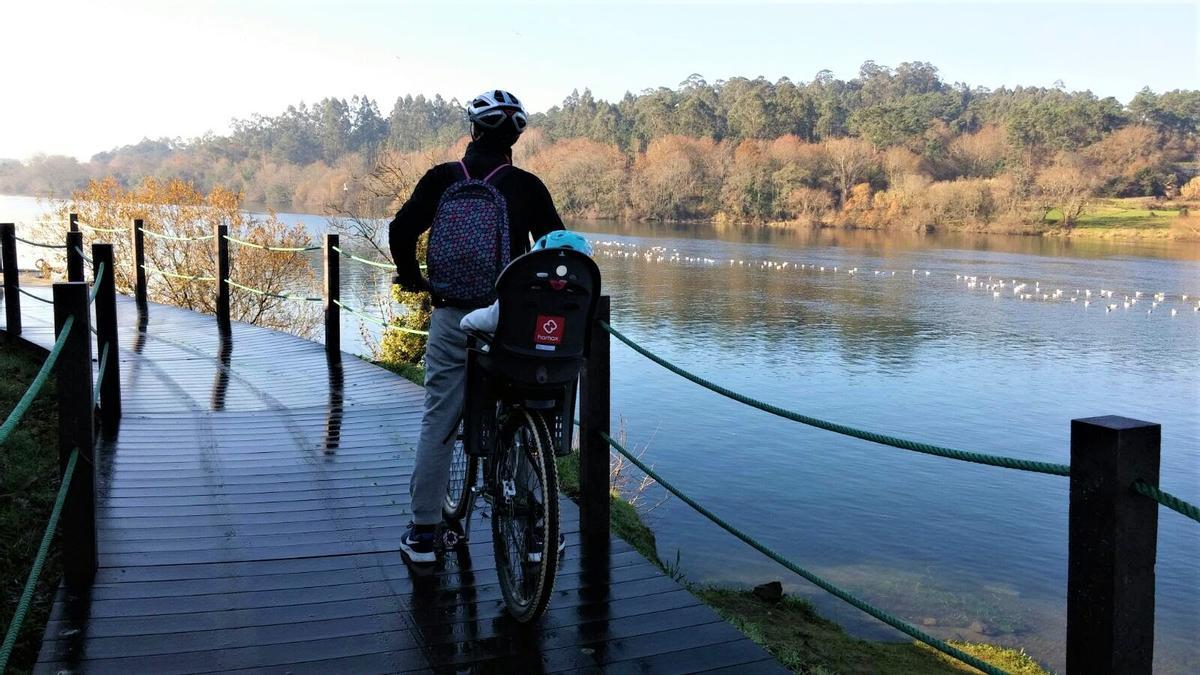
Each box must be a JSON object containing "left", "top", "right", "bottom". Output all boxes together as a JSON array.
[{"left": 40, "top": 177, "right": 319, "bottom": 335}]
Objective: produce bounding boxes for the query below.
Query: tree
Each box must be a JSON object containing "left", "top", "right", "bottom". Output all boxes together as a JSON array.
[
  {"left": 49, "top": 177, "right": 319, "bottom": 335},
  {"left": 1180, "top": 176, "right": 1200, "bottom": 200},
  {"left": 784, "top": 186, "right": 833, "bottom": 225},
  {"left": 947, "top": 124, "right": 1006, "bottom": 177},
  {"left": 349, "top": 95, "right": 387, "bottom": 155},
  {"left": 676, "top": 90, "right": 722, "bottom": 139},
  {"left": 822, "top": 137, "right": 876, "bottom": 207},
  {"left": 721, "top": 140, "right": 777, "bottom": 221},
  {"left": 1084, "top": 125, "right": 1171, "bottom": 196},
  {"left": 1036, "top": 155, "right": 1099, "bottom": 227},
  {"left": 630, "top": 136, "right": 723, "bottom": 220},
  {"left": 525, "top": 138, "right": 626, "bottom": 218}
]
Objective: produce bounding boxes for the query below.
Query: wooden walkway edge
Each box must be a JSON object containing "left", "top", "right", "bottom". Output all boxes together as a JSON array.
[{"left": 2, "top": 289, "right": 781, "bottom": 674}]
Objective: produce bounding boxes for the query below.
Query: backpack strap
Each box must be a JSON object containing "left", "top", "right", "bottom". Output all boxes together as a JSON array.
[
  {"left": 481, "top": 164, "right": 511, "bottom": 185},
  {"left": 456, "top": 161, "right": 471, "bottom": 180}
]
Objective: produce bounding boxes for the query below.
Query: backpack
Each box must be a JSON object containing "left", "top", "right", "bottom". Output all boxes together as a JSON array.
[{"left": 427, "top": 161, "right": 512, "bottom": 307}]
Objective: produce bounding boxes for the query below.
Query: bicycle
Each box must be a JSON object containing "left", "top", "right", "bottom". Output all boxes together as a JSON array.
[{"left": 438, "top": 246, "right": 600, "bottom": 623}]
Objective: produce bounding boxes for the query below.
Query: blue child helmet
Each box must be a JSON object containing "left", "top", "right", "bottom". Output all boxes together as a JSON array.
[{"left": 532, "top": 230, "right": 593, "bottom": 256}]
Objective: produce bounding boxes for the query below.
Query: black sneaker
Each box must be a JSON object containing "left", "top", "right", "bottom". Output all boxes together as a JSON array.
[{"left": 400, "top": 523, "right": 437, "bottom": 563}]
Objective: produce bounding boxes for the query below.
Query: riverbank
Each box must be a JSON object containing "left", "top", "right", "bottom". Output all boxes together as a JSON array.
[
  {"left": 554, "top": 449, "right": 1047, "bottom": 674},
  {"left": 716, "top": 197, "right": 1194, "bottom": 241},
  {"left": 0, "top": 343, "right": 62, "bottom": 673},
  {"left": 9, "top": 191, "right": 1196, "bottom": 243}
]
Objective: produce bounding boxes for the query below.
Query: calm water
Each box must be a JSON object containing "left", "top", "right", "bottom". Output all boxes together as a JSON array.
[
  {"left": 576, "top": 221, "right": 1199, "bottom": 674},
  {"left": 5, "top": 195, "right": 1198, "bottom": 672}
]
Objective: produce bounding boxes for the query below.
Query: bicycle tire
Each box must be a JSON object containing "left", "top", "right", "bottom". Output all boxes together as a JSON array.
[
  {"left": 443, "top": 423, "right": 478, "bottom": 522},
  {"left": 491, "top": 407, "right": 560, "bottom": 623}
]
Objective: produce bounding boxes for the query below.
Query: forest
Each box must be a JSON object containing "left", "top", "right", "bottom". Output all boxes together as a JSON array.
[{"left": 3, "top": 61, "right": 1198, "bottom": 233}]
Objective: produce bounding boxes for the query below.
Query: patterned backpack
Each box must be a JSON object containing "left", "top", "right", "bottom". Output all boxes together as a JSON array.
[{"left": 427, "top": 161, "right": 512, "bottom": 306}]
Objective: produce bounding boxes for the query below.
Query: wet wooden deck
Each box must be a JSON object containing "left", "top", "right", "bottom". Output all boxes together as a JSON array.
[{"left": 2, "top": 289, "right": 781, "bottom": 674}]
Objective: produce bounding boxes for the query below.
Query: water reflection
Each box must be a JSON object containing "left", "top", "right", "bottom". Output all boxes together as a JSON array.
[
  {"left": 573, "top": 218, "right": 1200, "bottom": 262},
  {"left": 323, "top": 354, "right": 344, "bottom": 453},
  {"left": 131, "top": 314, "right": 148, "bottom": 354},
  {"left": 209, "top": 334, "right": 231, "bottom": 411}
]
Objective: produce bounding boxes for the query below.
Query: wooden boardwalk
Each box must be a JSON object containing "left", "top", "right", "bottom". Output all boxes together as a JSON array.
[{"left": 3, "top": 288, "right": 780, "bottom": 674}]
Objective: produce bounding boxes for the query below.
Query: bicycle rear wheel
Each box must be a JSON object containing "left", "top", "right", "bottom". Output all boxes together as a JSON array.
[
  {"left": 491, "top": 407, "right": 559, "bottom": 623},
  {"left": 443, "top": 421, "right": 478, "bottom": 522}
]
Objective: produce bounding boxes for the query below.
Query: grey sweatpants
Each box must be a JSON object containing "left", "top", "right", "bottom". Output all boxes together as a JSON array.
[{"left": 409, "top": 306, "right": 469, "bottom": 525}]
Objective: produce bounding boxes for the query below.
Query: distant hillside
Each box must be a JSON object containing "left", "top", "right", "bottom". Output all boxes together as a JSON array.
[{"left": 2, "top": 61, "right": 1196, "bottom": 232}]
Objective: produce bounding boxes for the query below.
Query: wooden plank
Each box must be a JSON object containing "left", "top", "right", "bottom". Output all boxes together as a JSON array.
[{"left": 1, "top": 295, "right": 776, "bottom": 673}]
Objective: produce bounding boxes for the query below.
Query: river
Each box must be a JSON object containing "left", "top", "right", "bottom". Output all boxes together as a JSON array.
[{"left": 3, "top": 195, "right": 1198, "bottom": 672}]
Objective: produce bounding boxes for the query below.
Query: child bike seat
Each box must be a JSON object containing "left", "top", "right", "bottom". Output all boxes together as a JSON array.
[{"left": 472, "top": 247, "right": 601, "bottom": 388}]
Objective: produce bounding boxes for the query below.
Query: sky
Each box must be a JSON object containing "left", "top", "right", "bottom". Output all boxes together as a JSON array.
[{"left": 1, "top": 1, "right": 1197, "bottom": 161}]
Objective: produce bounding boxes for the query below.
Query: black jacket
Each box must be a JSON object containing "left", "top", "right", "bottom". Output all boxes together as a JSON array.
[{"left": 388, "top": 140, "right": 563, "bottom": 308}]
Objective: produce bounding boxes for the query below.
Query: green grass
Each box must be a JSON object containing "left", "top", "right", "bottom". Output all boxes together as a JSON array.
[
  {"left": 0, "top": 344, "right": 62, "bottom": 674},
  {"left": 697, "top": 588, "right": 1048, "bottom": 675},
  {"left": 1046, "top": 199, "right": 1180, "bottom": 229},
  {"left": 371, "top": 358, "right": 425, "bottom": 386},
  {"left": 555, "top": 450, "right": 659, "bottom": 565}
]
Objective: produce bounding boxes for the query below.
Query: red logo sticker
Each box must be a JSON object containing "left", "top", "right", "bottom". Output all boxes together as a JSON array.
[{"left": 535, "top": 315, "right": 565, "bottom": 345}]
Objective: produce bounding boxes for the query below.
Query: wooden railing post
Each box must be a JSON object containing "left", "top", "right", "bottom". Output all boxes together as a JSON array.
[
  {"left": 132, "top": 218, "right": 147, "bottom": 313},
  {"left": 53, "top": 281, "right": 97, "bottom": 590},
  {"left": 579, "top": 295, "right": 611, "bottom": 541},
  {"left": 216, "top": 224, "right": 230, "bottom": 333},
  {"left": 92, "top": 243, "right": 121, "bottom": 433},
  {"left": 66, "top": 230, "right": 84, "bottom": 282},
  {"left": 1, "top": 223, "right": 20, "bottom": 336},
  {"left": 69, "top": 212, "right": 79, "bottom": 232},
  {"left": 1067, "top": 415, "right": 1160, "bottom": 675},
  {"left": 324, "top": 233, "right": 340, "bottom": 354}
]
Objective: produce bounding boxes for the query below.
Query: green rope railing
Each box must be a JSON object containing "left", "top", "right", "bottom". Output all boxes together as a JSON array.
[
  {"left": 1132, "top": 480, "right": 1200, "bottom": 524},
  {"left": 0, "top": 449, "right": 79, "bottom": 673},
  {"left": 225, "top": 278, "right": 321, "bottom": 302},
  {"left": 140, "top": 228, "right": 214, "bottom": 242},
  {"left": 331, "top": 245, "right": 394, "bottom": 270},
  {"left": 601, "top": 321, "right": 1071, "bottom": 477},
  {"left": 331, "top": 299, "right": 429, "bottom": 335},
  {"left": 599, "top": 431, "right": 1008, "bottom": 675},
  {"left": 73, "top": 246, "right": 94, "bottom": 267},
  {"left": 91, "top": 343, "right": 110, "bottom": 410},
  {"left": 222, "top": 235, "right": 321, "bottom": 252},
  {"left": 88, "top": 261, "right": 106, "bottom": 305},
  {"left": 16, "top": 288, "right": 53, "bottom": 305},
  {"left": 140, "top": 264, "right": 216, "bottom": 283},
  {"left": 0, "top": 315, "right": 75, "bottom": 446},
  {"left": 13, "top": 236, "right": 66, "bottom": 250}
]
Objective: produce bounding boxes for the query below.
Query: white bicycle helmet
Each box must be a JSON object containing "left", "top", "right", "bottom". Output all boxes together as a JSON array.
[{"left": 467, "top": 90, "right": 528, "bottom": 134}]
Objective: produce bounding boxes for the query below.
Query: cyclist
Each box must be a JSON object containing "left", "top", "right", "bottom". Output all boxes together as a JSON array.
[
  {"left": 390, "top": 89, "right": 564, "bottom": 563},
  {"left": 459, "top": 230, "right": 595, "bottom": 335}
]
